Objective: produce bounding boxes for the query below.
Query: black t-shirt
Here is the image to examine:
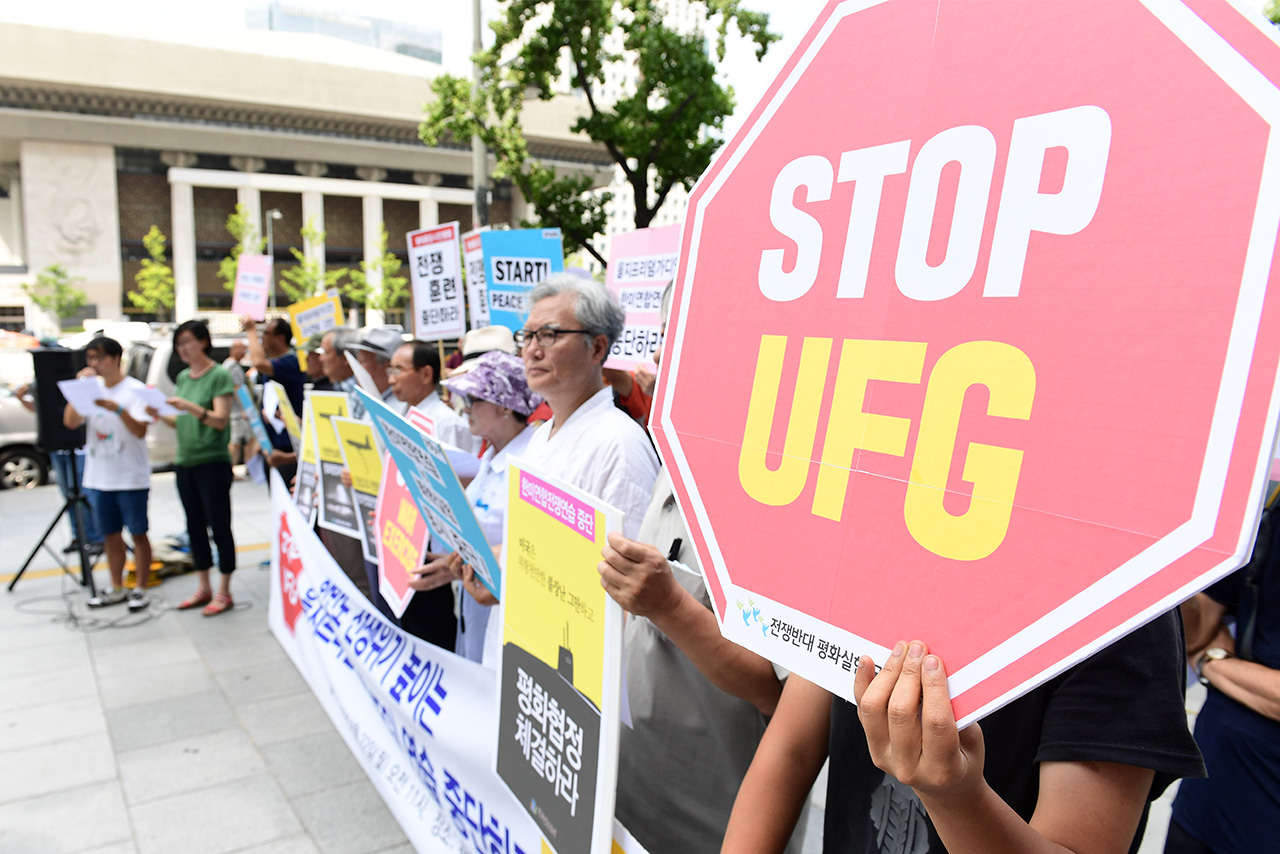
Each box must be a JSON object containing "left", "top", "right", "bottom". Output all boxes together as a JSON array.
[{"left": 824, "top": 610, "right": 1205, "bottom": 854}]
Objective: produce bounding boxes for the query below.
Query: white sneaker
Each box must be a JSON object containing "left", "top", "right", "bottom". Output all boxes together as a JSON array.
[
  {"left": 87, "top": 587, "right": 127, "bottom": 608},
  {"left": 127, "top": 590, "right": 150, "bottom": 612}
]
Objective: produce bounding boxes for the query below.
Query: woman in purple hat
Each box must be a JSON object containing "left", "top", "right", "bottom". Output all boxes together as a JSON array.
[{"left": 423, "top": 351, "right": 543, "bottom": 664}]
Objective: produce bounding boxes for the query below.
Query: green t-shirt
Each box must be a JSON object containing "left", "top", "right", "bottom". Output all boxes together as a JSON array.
[{"left": 174, "top": 364, "right": 235, "bottom": 467}]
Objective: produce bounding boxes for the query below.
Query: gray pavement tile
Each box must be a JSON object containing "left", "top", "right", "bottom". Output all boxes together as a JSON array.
[
  {"left": 0, "top": 633, "right": 90, "bottom": 679},
  {"left": 117, "top": 726, "right": 267, "bottom": 805},
  {"left": 261, "top": 731, "right": 366, "bottom": 799},
  {"left": 98, "top": 658, "right": 219, "bottom": 711},
  {"left": 213, "top": 658, "right": 309, "bottom": 706},
  {"left": 197, "top": 629, "right": 293, "bottom": 673},
  {"left": 231, "top": 836, "right": 323, "bottom": 854},
  {"left": 0, "top": 662, "right": 98, "bottom": 711},
  {"left": 0, "top": 731, "right": 117, "bottom": 805},
  {"left": 369, "top": 846, "right": 416, "bottom": 854},
  {"left": 81, "top": 843, "right": 139, "bottom": 854},
  {"left": 131, "top": 774, "right": 303, "bottom": 854},
  {"left": 292, "top": 780, "right": 409, "bottom": 854},
  {"left": 236, "top": 691, "right": 334, "bottom": 748},
  {"left": 0, "top": 694, "right": 107, "bottom": 752},
  {"left": 0, "top": 780, "right": 133, "bottom": 854},
  {"left": 83, "top": 611, "right": 187, "bottom": 648},
  {"left": 106, "top": 689, "right": 238, "bottom": 753},
  {"left": 90, "top": 633, "right": 202, "bottom": 679}
]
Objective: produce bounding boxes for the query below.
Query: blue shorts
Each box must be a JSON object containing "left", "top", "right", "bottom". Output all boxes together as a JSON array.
[{"left": 85, "top": 488, "right": 150, "bottom": 537}]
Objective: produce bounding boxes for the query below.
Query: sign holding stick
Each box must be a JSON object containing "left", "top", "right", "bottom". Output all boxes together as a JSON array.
[
  {"left": 408, "top": 223, "right": 465, "bottom": 341},
  {"left": 231, "top": 253, "right": 272, "bottom": 320},
  {"left": 237, "top": 385, "right": 273, "bottom": 450},
  {"left": 498, "top": 458, "right": 624, "bottom": 854}
]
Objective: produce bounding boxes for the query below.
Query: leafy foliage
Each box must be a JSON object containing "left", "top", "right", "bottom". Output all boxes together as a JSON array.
[
  {"left": 127, "top": 226, "right": 176, "bottom": 321},
  {"left": 420, "top": 0, "right": 776, "bottom": 266},
  {"left": 342, "top": 226, "right": 409, "bottom": 312},
  {"left": 279, "top": 219, "right": 347, "bottom": 304},
  {"left": 218, "top": 203, "right": 266, "bottom": 293},
  {"left": 22, "top": 264, "right": 88, "bottom": 325},
  {"left": 1266, "top": 0, "right": 1280, "bottom": 25}
]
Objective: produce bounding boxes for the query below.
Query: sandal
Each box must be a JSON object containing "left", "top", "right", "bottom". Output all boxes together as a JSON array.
[
  {"left": 202, "top": 593, "right": 234, "bottom": 617},
  {"left": 178, "top": 590, "right": 213, "bottom": 610}
]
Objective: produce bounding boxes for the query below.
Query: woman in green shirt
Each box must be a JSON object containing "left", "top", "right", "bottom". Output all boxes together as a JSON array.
[{"left": 150, "top": 320, "right": 238, "bottom": 616}]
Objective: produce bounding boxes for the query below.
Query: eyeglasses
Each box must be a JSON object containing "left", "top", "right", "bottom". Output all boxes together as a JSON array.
[
  {"left": 513, "top": 327, "right": 593, "bottom": 348},
  {"left": 386, "top": 365, "right": 408, "bottom": 377}
]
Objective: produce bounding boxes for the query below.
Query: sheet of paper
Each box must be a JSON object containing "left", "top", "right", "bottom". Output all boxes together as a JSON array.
[
  {"left": 246, "top": 452, "right": 267, "bottom": 484},
  {"left": 345, "top": 351, "right": 381, "bottom": 399},
  {"left": 56, "top": 377, "right": 108, "bottom": 416},
  {"left": 128, "top": 385, "right": 180, "bottom": 421}
]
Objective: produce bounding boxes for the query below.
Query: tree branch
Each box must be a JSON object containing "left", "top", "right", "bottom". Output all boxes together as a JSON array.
[{"left": 573, "top": 53, "right": 635, "bottom": 183}]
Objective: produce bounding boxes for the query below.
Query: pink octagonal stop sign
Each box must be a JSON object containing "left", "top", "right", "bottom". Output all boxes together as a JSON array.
[{"left": 652, "top": 0, "right": 1280, "bottom": 724}]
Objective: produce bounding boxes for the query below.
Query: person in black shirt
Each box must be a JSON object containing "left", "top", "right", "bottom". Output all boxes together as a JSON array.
[{"left": 723, "top": 611, "right": 1204, "bottom": 854}]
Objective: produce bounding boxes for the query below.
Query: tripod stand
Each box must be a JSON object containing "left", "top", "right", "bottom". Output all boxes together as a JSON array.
[{"left": 8, "top": 451, "right": 98, "bottom": 595}]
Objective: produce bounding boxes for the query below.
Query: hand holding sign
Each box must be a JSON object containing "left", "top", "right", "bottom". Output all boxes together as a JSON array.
[
  {"left": 597, "top": 532, "right": 682, "bottom": 620},
  {"left": 409, "top": 550, "right": 462, "bottom": 592}
]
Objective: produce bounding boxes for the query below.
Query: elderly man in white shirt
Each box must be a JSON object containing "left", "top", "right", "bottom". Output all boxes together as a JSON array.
[
  {"left": 518, "top": 273, "right": 659, "bottom": 540},
  {"left": 387, "top": 339, "right": 479, "bottom": 453}
]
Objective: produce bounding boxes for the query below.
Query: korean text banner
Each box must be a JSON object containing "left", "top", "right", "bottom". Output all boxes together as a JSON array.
[
  {"left": 408, "top": 222, "right": 465, "bottom": 341},
  {"left": 604, "top": 225, "right": 681, "bottom": 371},
  {"left": 357, "top": 388, "right": 504, "bottom": 599},
  {"left": 333, "top": 416, "right": 383, "bottom": 564},
  {"left": 462, "top": 227, "right": 491, "bottom": 330},
  {"left": 267, "top": 471, "right": 648, "bottom": 854},
  {"left": 481, "top": 229, "right": 565, "bottom": 332},
  {"left": 231, "top": 253, "right": 271, "bottom": 321},
  {"left": 500, "top": 458, "right": 624, "bottom": 854}
]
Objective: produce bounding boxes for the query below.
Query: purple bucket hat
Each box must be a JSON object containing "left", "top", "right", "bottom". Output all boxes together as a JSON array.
[{"left": 442, "top": 351, "right": 543, "bottom": 416}]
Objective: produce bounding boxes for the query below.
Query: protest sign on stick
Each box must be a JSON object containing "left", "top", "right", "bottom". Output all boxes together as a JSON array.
[
  {"left": 236, "top": 385, "right": 273, "bottom": 450},
  {"left": 481, "top": 228, "right": 565, "bottom": 332},
  {"left": 603, "top": 224, "right": 681, "bottom": 371},
  {"left": 286, "top": 293, "right": 343, "bottom": 370},
  {"left": 652, "top": 0, "right": 1280, "bottom": 726},
  {"left": 408, "top": 223, "right": 465, "bottom": 342},
  {"left": 462, "top": 227, "right": 491, "bottom": 330},
  {"left": 334, "top": 416, "right": 383, "bottom": 563},
  {"left": 293, "top": 399, "right": 319, "bottom": 525},
  {"left": 375, "top": 455, "right": 431, "bottom": 618},
  {"left": 498, "top": 458, "right": 623, "bottom": 854},
  {"left": 309, "top": 391, "right": 356, "bottom": 538},
  {"left": 231, "top": 253, "right": 272, "bottom": 320}
]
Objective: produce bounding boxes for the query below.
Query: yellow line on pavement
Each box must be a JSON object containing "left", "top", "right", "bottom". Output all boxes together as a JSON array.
[{"left": 0, "top": 541, "right": 272, "bottom": 584}]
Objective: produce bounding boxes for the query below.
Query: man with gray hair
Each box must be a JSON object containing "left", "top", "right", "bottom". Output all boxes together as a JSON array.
[
  {"left": 518, "top": 273, "right": 659, "bottom": 540},
  {"left": 318, "top": 327, "right": 362, "bottom": 414}
]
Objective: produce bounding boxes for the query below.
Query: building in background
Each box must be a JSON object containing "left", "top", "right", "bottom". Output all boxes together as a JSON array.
[
  {"left": 247, "top": 2, "right": 444, "bottom": 64},
  {"left": 0, "top": 22, "right": 611, "bottom": 334}
]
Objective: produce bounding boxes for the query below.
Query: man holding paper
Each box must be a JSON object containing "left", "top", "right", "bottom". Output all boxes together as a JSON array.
[{"left": 62, "top": 336, "right": 153, "bottom": 611}]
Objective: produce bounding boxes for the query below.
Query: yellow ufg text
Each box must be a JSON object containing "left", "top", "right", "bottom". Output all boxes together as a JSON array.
[{"left": 738, "top": 335, "right": 1035, "bottom": 560}]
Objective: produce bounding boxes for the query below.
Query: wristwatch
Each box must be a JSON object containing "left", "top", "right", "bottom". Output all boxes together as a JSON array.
[{"left": 1195, "top": 647, "right": 1232, "bottom": 685}]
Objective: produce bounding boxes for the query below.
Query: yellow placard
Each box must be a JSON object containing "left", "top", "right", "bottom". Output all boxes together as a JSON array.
[
  {"left": 269, "top": 380, "right": 302, "bottom": 442},
  {"left": 504, "top": 460, "right": 609, "bottom": 710},
  {"left": 286, "top": 293, "right": 343, "bottom": 370},
  {"left": 299, "top": 400, "right": 318, "bottom": 466},
  {"left": 333, "top": 418, "right": 381, "bottom": 495},
  {"left": 307, "top": 391, "right": 349, "bottom": 465}
]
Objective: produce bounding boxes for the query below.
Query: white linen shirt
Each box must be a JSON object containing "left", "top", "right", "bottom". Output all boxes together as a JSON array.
[
  {"left": 521, "top": 386, "right": 659, "bottom": 541},
  {"left": 412, "top": 390, "right": 479, "bottom": 454}
]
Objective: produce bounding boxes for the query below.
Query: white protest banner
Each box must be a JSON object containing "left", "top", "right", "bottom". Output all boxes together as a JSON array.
[
  {"left": 408, "top": 222, "right": 465, "bottom": 342},
  {"left": 499, "top": 459, "right": 624, "bottom": 854},
  {"left": 267, "top": 472, "right": 649, "bottom": 854},
  {"left": 603, "top": 225, "right": 681, "bottom": 371},
  {"left": 462, "top": 227, "right": 491, "bottom": 330},
  {"left": 231, "top": 253, "right": 272, "bottom": 320}
]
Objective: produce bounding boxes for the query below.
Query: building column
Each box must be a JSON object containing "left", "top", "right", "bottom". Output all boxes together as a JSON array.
[
  {"left": 302, "top": 190, "right": 325, "bottom": 268},
  {"left": 511, "top": 183, "right": 530, "bottom": 225},
  {"left": 171, "top": 181, "right": 197, "bottom": 322},
  {"left": 362, "top": 193, "right": 385, "bottom": 326},
  {"left": 237, "top": 187, "right": 262, "bottom": 248},
  {"left": 414, "top": 173, "right": 441, "bottom": 230}
]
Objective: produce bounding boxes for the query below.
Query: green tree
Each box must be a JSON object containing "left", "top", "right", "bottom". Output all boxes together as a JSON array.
[
  {"left": 218, "top": 203, "right": 266, "bottom": 292},
  {"left": 420, "top": 0, "right": 776, "bottom": 266},
  {"left": 21, "top": 264, "right": 88, "bottom": 328},
  {"left": 279, "top": 219, "right": 347, "bottom": 305},
  {"left": 342, "top": 225, "right": 409, "bottom": 314},
  {"left": 127, "top": 226, "right": 176, "bottom": 321}
]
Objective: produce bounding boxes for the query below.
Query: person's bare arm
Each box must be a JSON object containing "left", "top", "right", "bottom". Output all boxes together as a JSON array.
[
  {"left": 599, "top": 532, "right": 782, "bottom": 715},
  {"left": 64, "top": 401, "right": 85, "bottom": 429},
  {"left": 721, "top": 676, "right": 831, "bottom": 853},
  {"left": 94, "top": 396, "right": 148, "bottom": 439},
  {"left": 14, "top": 384, "right": 36, "bottom": 414},
  {"left": 1200, "top": 637, "right": 1280, "bottom": 721},
  {"left": 1181, "top": 592, "right": 1228, "bottom": 658},
  {"left": 166, "top": 393, "right": 232, "bottom": 431},
  {"left": 602, "top": 367, "right": 634, "bottom": 399},
  {"left": 857, "top": 641, "right": 1153, "bottom": 854},
  {"left": 244, "top": 319, "right": 275, "bottom": 376}
]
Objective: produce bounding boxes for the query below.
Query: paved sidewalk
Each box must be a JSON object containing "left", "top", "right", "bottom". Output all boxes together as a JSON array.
[
  {"left": 0, "top": 474, "right": 1191, "bottom": 854},
  {"left": 0, "top": 475, "right": 413, "bottom": 854}
]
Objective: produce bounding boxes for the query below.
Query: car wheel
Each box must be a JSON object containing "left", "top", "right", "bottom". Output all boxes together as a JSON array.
[{"left": 0, "top": 449, "right": 48, "bottom": 490}]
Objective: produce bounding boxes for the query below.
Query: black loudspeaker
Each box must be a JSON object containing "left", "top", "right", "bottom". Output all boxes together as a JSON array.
[{"left": 30, "top": 347, "right": 87, "bottom": 453}]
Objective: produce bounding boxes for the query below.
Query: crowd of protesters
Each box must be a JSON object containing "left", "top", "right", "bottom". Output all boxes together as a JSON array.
[{"left": 40, "top": 269, "right": 1280, "bottom": 854}]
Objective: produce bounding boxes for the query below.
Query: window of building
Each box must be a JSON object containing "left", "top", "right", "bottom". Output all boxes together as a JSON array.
[{"left": 0, "top": 305, "right": 25, "bottom": 332}]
